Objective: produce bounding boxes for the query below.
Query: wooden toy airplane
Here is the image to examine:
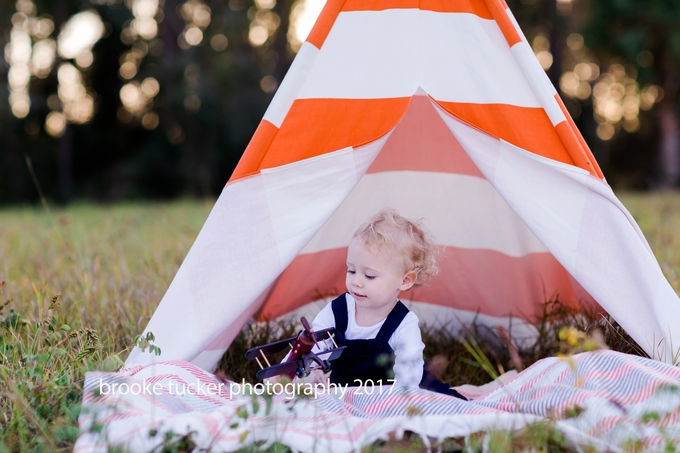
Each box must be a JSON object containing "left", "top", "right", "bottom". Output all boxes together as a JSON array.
[{"left": 245, "top": 317, "right": 346, "bottom": 380}]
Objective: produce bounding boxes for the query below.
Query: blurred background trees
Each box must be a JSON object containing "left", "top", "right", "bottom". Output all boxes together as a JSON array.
[
  {"left": 0, "top": 0, "right": 678, "bottom": 204},
  {"left": 508, "top": 0, "right": 679, "bottom": 190}
]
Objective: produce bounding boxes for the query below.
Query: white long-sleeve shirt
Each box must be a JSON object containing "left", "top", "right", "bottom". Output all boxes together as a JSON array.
[{"left": 312, "top": 293, "right": 425, "bottom": 388}]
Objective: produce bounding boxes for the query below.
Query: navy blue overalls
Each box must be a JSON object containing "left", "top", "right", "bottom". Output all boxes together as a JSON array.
[{"left": 329, "top": 294, "right": 467, "bottom": 400}]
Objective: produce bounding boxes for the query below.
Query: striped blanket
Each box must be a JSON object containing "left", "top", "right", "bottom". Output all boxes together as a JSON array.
[{"left": 75, "top": 350, "right": 680, "bottom": 452}]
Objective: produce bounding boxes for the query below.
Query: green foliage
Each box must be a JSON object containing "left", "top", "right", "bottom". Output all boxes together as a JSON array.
[
  {"left": 584, "top": 0, "right": 680, "bottom": 81},
  {"left": 0, "top": 293, "right": 102, "bottom": 452},
  {"left": 99, "top": 354, "right": 125, "bottom": 372},
  {"left": 134, "top": 331, "right": 162, "bottom": 356},
  {"left": 0, "top": 0, "right": 295, "bottom": 204}
]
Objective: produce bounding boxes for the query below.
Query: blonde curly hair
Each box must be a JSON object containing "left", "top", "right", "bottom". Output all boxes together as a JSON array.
[{"left": 353, "top": 208, "right": 439, "bottom": 286}]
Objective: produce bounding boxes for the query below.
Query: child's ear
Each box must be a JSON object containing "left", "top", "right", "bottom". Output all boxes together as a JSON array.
[{"left": 400, "top": 270, "right": 417, "bottom": 291}]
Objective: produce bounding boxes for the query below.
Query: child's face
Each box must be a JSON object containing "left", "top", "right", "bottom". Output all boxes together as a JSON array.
[{"left": 346, "top": 237, "right": 416, "bottom": 317}]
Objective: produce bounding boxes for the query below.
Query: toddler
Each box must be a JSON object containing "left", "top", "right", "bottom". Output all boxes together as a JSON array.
[{"left": 311, "top": 208, "right": 466, "bottom": 398}]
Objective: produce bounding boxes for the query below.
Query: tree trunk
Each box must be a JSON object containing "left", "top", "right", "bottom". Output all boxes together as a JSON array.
[
  {"left": 271, "top": 0, "right": 294, "bottom": 83},
  {"left": 58, "top": 123, "right": 74, "bottom": 201},
  {"left": 158, "top": 0, "right": 184, "bottom": 189},
  {"left": 547, "top": 1, "right": 564, "bottom": 91},
  {"left": 54, "top": 0, "right": 73, "bottom": 202},
  {"left": 657, "top": 49, "right": 680, "bottom": 189},
  {"left": 658, "top": 100, "right": 680, "bottom": 189},
  {"left": 2, "top": 117, "right": 26, "bottom": 201}
]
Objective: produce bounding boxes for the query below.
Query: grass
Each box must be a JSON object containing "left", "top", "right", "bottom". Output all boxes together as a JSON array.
[
  {"left": 0, "top": 201, "right": 212, "bottom": 452},
  {"left": 0, "top": 192, "right": 679, "bottom": 452}
]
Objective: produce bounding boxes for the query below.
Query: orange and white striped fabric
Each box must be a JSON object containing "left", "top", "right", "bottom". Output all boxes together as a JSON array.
[{"left": 126, "top": 0, "right": 680, "bottom": 370}]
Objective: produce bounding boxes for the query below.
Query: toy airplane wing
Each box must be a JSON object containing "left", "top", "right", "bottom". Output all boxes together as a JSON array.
[
  {"left": 244, "top": 327, "right": 336, "bottom": 360},
  {"left": 253, "top": 346, "right": 346, "bottom": 380},
  {"left": 245, "top": 319, "right": 345, "bottom": 380}
]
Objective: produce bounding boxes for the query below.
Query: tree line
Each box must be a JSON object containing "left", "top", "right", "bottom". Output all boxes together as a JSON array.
[{"left": 0, "top": 0, "right": 678, "bottom": 204}]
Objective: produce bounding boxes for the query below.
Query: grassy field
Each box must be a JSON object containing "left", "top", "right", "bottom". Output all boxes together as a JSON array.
[{"left": 0, "top": 193, "right": 679, "bottom": 452}]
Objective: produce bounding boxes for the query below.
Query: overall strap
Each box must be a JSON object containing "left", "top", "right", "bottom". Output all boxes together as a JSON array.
[
  {"left": 331, "top": 293, "right": 349, "bottom": 334},
  {"left": 375, "top": 301, "right": 410, "bottom": 341}
]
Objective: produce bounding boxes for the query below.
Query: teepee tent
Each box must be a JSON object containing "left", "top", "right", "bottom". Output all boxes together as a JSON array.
[{"left": 126, "top": 0, "right": 680, "bottom": 369}]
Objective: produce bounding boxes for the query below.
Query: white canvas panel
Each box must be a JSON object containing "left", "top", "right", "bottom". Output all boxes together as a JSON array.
[
  {"left": 510, "top": 42, "right": 565, "bottom": 126},
  {"left": 260, "top": 133, "right": 391, "bottom": 269},
  {"left": 126, "top": 177, "right": 282, "bottom": 366},
  {"left": 493, "top": 141, "right": 589, "bottom": 271},
  {"left": 434, "top": 104, "right": 680, "bottom": 362},
  {"left": 298, "top": 10, "right": 419, "bottom": 99},
  {"left": 576, "top": 178, "right": 680, "bottom": 362},
  {"left": 435, "top": 110, "right": 587, "bottom": 270},
  {"left": 420, "top": 11, "right": 541, "bottom": 107},
  {"left": 300, "top": 171, "right": 549, "bottom": 257},
  {"left": 298, "top": 10, "right": 541, "bottom": 106},
  {"left": 262, "top": 42, "right": 319, "bottom": 128},
  {"left": 127, "top": 137, "right": 390, "bottom": 367}
]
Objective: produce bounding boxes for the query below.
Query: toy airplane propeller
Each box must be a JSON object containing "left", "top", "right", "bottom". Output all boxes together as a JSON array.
[{"left": 245, "top": 317, "right": 346, "bottom": 380}]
